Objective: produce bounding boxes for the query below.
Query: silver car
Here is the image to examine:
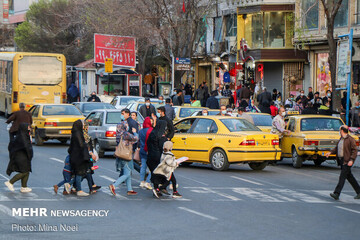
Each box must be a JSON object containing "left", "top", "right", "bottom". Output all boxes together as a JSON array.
[
  {"left": 110, "top": 96, "right": 144, "bottom": 110},
  {"left": 85, "top": 109, "right": 144, "bottom": 158}
]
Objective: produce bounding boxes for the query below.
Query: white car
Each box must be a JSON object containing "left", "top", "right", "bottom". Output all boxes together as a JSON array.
[{"left": 110, "top": 96, "right": 144, "bottom": 110}]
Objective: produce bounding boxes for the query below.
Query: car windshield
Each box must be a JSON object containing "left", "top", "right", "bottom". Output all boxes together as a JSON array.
[
  {"left": 300, "top": 118, "right": 343, "bottom": 131},
  {"left": 120, "top": 97, "right": 142, "bottom": 106},
  {"left": 42, "top": 105, "right": 82, "bottom": 116},
  {"left": 221, "top": 118, "right": 260, "bottom": 132},
  {"left": 106, "top": 112, "right": 144, "bottom": 125},
  {"left": 83, "top": 103, "right": 115, "bottom": 114},
  {"left": 248, "top": 114, "right": 273, "bottom": 126},
  {"left": 179, "top": 108, "right": 204, "bottom": 118}
]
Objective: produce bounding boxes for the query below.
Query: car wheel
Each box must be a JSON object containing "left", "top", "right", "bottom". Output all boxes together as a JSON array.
[
  {"left": 314, "top": 159, "right": 324, "bottom": 166},
  {"left": 210, "top": 149, "right": 229, "bottom": 171},
  {"left": 94, "top": 140, "right": 105, "bottom": 158},
  {"left": 248, "top": 162, "right": 267, "bottom": 171},
  {"left": 35, "top": 129, "right": 44, "bottom": 146},
  {"left": 292, "top": 147, "right": 303, "bottom": 168}
]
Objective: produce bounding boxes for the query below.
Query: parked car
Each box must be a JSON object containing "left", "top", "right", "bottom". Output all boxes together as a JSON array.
[
  {"left": 126, "top": 101, "right": 165, "bottom": 118},
  {"left": 172, "top": 116, "right": 281, "bottom": 171},
  {"left": 281, "top": 115, "right": 360, "bottom": 168},
  {"left": 172, "top": 106, "right": 207, "bottom": 122},
  {"left": 72, "top": 102, "right": 115, "bottom": 116},
  {"left": 28, "top": 104, "right": 85, "bottom": 145},
  {"left": 110, "top": 96, "right": 144, "bottom": 110},
  {"left": 85, "top": 109, "right": 144, "bottom": 157}
]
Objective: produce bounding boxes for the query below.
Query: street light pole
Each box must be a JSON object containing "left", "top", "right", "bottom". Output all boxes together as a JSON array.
[{"left": 171, "top": 55, "right": 175, "bottom": 94}]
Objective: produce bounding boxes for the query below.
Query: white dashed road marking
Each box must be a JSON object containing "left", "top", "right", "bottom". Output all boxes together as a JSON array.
[
  {"left": 50, "top": 157, "right": 63, "bottom": 163},
  {"left": 231, "top": 176, "right": 264, "bottom": 186},
  {"left": 335, "top": 206, "right": 360, "bottom": 214},
  {"left": 0, "top": 204, "right": 24, "bottom": 219},
  {"left": 178, "top": 207, "right": 218, "bottom": 220}
]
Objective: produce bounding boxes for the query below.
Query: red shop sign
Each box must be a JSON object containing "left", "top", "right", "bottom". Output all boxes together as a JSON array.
[{"left": 94, "top": 34, "right": 136, "bottom": 68}]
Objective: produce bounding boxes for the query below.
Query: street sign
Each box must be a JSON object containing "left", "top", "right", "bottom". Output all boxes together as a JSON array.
[
  {"left": 94, "top": 34, "right": 136, "bottom": 68},
  {"left": 175, "top": 57, "right": 190, "bottom": 64},
  {"left": 175, "top": 64, "right": 191, "bottom": 71},
  {"left": 105, "top": 58, "right": 113, "bottom": 73},
  {"left": 337, "top": 39, "right": 351, "bottom": 85}
]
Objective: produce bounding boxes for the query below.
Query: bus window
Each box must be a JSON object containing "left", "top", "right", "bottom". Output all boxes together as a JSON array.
[{"left": 7, "top": 62, "right": 12, "bottom": 93}]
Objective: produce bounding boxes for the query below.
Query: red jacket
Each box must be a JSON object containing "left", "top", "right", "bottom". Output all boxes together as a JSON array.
[{"left": 270, "top": 105, "right": 278, "bottom": 117}]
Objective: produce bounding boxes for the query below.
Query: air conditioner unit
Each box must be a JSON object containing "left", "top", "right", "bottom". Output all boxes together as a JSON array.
[
  {"left": 225, "top": 36, "right": 237, "bottom": 53},
  {"left": 210, "top": 41, "right": 226, "bottom": 54}
]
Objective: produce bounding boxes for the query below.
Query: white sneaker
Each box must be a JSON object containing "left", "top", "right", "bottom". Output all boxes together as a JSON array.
[
  {"left": 20, "top": 187, "right": 32, "bottom": 193},
  {"left": 139, "top": 181, "right": 146, "bottom": 188},
  {"left": 64, "top": 183, "right": 71, "bottom": 194},
  {"left": 4, "top": 181, "right": 15, "bottom": 192},
  {"left": 77, "top": 191, "right": 89, "bottom": 197},
  {"left": 144, "top": 182, "right": 153, "bottom": 190}
]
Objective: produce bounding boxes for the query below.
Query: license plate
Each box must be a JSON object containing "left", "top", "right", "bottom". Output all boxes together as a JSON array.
[
  {"left": 256, "top": 140, "right": 268, "bottom": 146},
  {"left": 60, "top": 130, "right": 71, "bottom": 134}
]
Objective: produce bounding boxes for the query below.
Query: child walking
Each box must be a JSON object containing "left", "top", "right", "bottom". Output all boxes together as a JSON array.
[
  {"left": 53, "top": 155, "right": 73, "bottom": 195},
  {"left": 153, "top": 141, "right": 182, "bottom": 198}
]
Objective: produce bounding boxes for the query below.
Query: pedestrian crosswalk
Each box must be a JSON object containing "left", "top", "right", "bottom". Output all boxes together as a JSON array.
[{"left": 0, "top": 186, "right": 359, "bottom": 204}]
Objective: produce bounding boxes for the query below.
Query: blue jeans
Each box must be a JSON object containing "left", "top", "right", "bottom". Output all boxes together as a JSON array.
[
  {"left": 57, "top": 171, "right": 74, "bottom": 189},
  {"left": 113, "top": 158, "right": 133, "bottom": 191},
  {"left": 75, "top": 173, "right": 93, "bottom": 192},
  {"left": 140, "top": 154, "right": 151, "bottom": 183}
]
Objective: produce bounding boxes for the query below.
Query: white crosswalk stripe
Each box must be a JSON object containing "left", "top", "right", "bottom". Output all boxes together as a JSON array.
[{"left": 313, "top": 190, "right": 359, "bottom": 204}]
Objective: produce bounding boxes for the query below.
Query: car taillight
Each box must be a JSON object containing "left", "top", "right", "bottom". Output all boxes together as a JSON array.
[
  {"left": 240, "top": 140, "right": 255, "bottom": 146},
  {"left": 304, "top": 140, "right": 319, "bottom": 146},
  {"left": 13, "top": 91, "right": 18, "bottom": 103},
  {"left": 105, "top": 131, "right": 116, "bottom": 137},
  {"left": 271, "top": 139, "right": 279, "bottom": 145},
  {"left": 45, "top": 122, "right": 58, "bottom": 127},
  {"left": 62, "top": 92, "right": 67, "bottom": 103}
]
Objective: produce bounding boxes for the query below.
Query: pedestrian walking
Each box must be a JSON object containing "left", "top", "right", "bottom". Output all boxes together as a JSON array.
[
  {"left": 109, "top": 121, "right": 138, "bottom": 196},
  {"left": 139, "top": 97, "right": 156, "bottom": 118},
  {"left": 157, "top": 106, "right": 175, "bottom": 140},
  {"left": 206, "top": 91, "right": 220, "bottom": 109},
  {"left": 138, "top": 117, "right": 153, "bottom": 190},
  {"left": 53, "top": 155, "right": 73, "bottom": 195},
  {"left": 172, "top": 89, "right": 183, "bottom": 106},
  {"left": 67, "top": 83, "right": 79, "bottom": 103},
  {"left": 6, "top": 103, "right": 32, "bottom": 142},
  {"left": 326, "top": 125, "right": 360, "bottom": 200},
  {"left": 5, "top": 123, "right": 33, "bottom": 193},
  {"left": 68, "top": 120, "right": 95, "bottom": 197},
  {"left": 164, "top": 98, "right": 175, "bottom": 121},
  {"left": 257, "top": 87, "right": 272, "bottom": 114}
]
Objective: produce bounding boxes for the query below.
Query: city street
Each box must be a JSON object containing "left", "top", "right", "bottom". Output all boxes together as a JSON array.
[{"left": 0, "top": 116, "right": 359, "bottom": 240}]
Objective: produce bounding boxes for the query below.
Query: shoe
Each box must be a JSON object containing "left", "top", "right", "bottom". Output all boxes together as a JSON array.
[
  {"left": 64, "top": 183, "right": 71, "bottom": 194},
  {"left": 4, "top": 181, "right": 14, "bottom": 192},
  {"left": 172, "top": 191, "right": 182, "bottom": 198},
  {"left": 20, "top": 187, "right": 32, "bottom": 193},
  {"left": 330, "top": 193, "right": 339, "bottom": 200},
  {"left": 169, "top": 184, "right": 179, "bottom": 190},
  {"left": 160, "top": 189, "right": 171, "bottom": 195},
  {"left": 127, "top": 190, "right": 137, "bottom": 196},
  {"left": 77, "top": 191, "right": 89, "bottom": 197},
  {"left": 355, "top": 193, "right": 360, "bottom": 199},
  {"left": 71, "top": 188, "right": 77, "bottom": 194},
  {"left": 90, "top": 190, "right": 97, "bottom": 194},
  {"left": 93, "top": 185, "right": 101, "bottom": 190},
  {"left": 109, "top": 184, "right": 116, "bottom": 196},
  {"left": 53, "top": 185, "right": 58, "bottom": 194},
  {"left": 63, "top": 190, "right": 69, "bottom": 195},
  {"left": 144, "top": 182, "right": 153, "bottom": 190},
  {"left": 139, "top": 181, "right": 146, "bottom": 188},
  {"left": 152, "top": 188, "right": 162, "bottom": 198}
]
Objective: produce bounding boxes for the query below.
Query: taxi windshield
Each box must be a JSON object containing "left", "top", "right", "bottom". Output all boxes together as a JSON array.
[
  {"left": 221, "top": 118, "right": 260, "bottom": 132},
  {"left": 300, "top": 118, "right": 343, "bottom": 131},
  {"left": 43, "top": 105, "right": 82, "bottom": 116}
]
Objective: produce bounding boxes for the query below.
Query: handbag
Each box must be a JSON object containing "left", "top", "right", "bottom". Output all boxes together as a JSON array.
[
  {"left": 133, "top": 148, "right": 141, "bottom": 162},
  {"left": 114, "top": 136, "right": 133, "bottom": 161}
]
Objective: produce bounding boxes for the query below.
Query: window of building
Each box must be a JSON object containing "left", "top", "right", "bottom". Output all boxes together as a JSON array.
[
  {"left": 225, "top": 14, "right": 237, "bottom": 37},
  {"left": 244, "top": 13, "right": 263, "bottom": 49},
  {"left": 334, "top": 0, "right": 348, "bottom": 27},
  {"left": 214, "top": 17, "right": 223, "bottom": 41},
  {"left": 264, "top": 12, "right": 285, "bottom": 48},
  {"left": 302, "top": 0, "right": 319, "bottom": 29}
]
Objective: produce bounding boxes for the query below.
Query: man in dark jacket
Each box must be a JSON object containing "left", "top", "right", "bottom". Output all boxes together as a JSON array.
[
  {"left": 6, "top": 103, "right": 33, "bottom": 142},
  {"left": 326, "top": 125, "right": 360, "bottom": 200},
  {"left": 296, "top": 89, "right": 307, "bottom": 108},
  {"left": 206, "top": 91, "right": 220, "bottom": 109},
  {"left": 240, "top": 84, "right": 251, "bottom": 102},
  {"left": 87, "top": 91, "right": 101, "bottom": 102},
  {"left": 139, "top": 97, "right": 156, "bottom": 118},
  {"left": 257, "top": 87, "right": 272, "bottom": 114},
  {"left": 164, "top": 98, "right": 175, "bottom": 121},
  {"left": 172, "top": 89, "right": 183, "bottom": 106},
  {"left": 157, "top": 106, "right": 174, "bottom": 140},
  {"left": 67, "top": 83, "right": 79, "bottom": 103},
  {"left": 302, "top": 102, "right": 318, "bottom": 115}
]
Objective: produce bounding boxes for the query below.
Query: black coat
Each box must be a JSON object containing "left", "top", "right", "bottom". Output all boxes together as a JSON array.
[
  {"left": 146, "top": 120, "right": 167, "bottom": 173},
  {"left": 7, "top": 123, "right": 33, "bottom": 175},
  {"left": 206, "top": 96, "right": 220, "bottom": 109},
  {"left": 68, "top": 120, "right": 91, "bottom": 176},
  {"left": 159, "top": 116, "right": 174, "bottom": 140},
  {"left": 139, "top": 104, "right": 156, "bottom": 118},
  {"left": 302, "top": 107, "right": 318, "bottom": 115}
]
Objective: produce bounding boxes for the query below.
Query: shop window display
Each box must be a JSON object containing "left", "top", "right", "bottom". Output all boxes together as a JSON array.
[{"left": 316, "top": 53, "right": 331, "bottom": 97}]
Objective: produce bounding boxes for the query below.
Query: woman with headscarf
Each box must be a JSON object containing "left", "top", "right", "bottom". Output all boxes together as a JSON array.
[
  {"left": 138, "top": 117, "right": 153, "bottom": 190},
  {"left": 146, "top": 119, "right": 167, "bottom": 197},
  {"left": 109, "top": 121, "right": 138, "bottom": 196},
  {"left": 68, "top": 120, "right": 95, "bottom": 197},
  {"left": 5, "top": 123, "right": 33, "bottom": 193}
]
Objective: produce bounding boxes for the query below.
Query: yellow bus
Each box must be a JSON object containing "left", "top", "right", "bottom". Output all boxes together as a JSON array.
[{"left": 0, "top": 52, "right": 67, "bottom": 117}]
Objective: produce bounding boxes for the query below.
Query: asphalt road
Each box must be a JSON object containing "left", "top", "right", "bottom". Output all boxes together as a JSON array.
[{"left": 0, "top": 116, "right": 359, "bottom": 240}]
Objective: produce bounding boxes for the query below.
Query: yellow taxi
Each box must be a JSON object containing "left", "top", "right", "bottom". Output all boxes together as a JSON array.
[
  {"left": 28, "top": 104, "right": 85, "bottom": 145},
  {"left": 243, "top": 113, "right": 273, "bottom": 132},
  {"left": 172, "top": 106, "right": 207, "bottom": 122},
  {"left": 172, "top": 116, "right": 281, "bottom": 171},
  {"left": 280, "top": 115, "right": 360, "bottom": 168}
]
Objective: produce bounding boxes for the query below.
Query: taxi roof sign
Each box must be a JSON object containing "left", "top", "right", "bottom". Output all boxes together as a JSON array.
[{"left": 105, "top": 58, "right": 113, "bottom": 73}]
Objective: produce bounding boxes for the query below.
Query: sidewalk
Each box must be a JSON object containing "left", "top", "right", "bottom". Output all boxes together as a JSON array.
[{"left": 355, "top": 156, "right": 360, "bottom": 168}]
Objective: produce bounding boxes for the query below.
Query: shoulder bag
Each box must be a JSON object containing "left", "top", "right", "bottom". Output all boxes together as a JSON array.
[{"left": 115, "top": 136, "right": 133, "bottom": 161}]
